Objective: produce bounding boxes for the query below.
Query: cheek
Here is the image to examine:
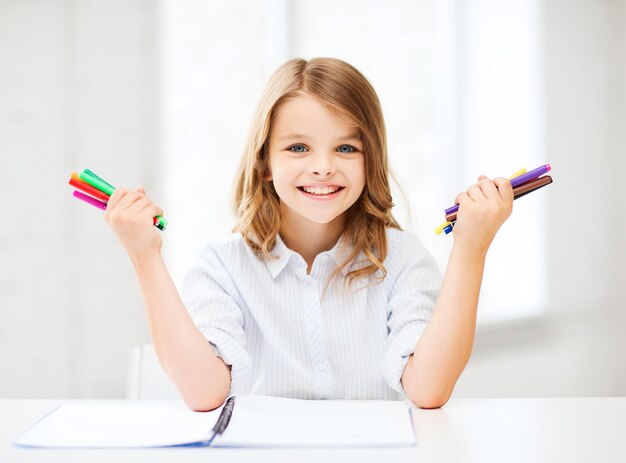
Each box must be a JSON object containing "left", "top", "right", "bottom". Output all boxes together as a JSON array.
[
  {"left": 349, "top": 159, "right": 366, "bottom": 192},
  {"left": 269, "top": 163, "right": 286, "bottom": 184},
  {"left": 351, "top": 179, "right": 366, "bottom": 202},
  {"left": 267, "top": 155, "right": 280, "bottom": 181},
  {"left": 268, "top": 162, "right": 296, "bottom": 197}
]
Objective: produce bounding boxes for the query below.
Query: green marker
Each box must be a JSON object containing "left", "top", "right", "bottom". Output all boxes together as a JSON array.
[
  {"left": 153, "top": 216, "right": 168, "bottom": 231},
  {"left": 84, "top": 169, "right": 115, "bottom": 191},
  {"left": 79, "top": 170, "right": 115, "bottom": 196}
]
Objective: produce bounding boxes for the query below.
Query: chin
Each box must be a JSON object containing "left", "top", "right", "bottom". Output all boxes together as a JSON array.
[
  {"left": 300, "top": 213, "right": 341, "bottom": 225},
  {"left": 296, "top": 207, "right": 345, "bottom": 225}
]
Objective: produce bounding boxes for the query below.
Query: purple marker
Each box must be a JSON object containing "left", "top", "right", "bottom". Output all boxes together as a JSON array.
[
  {"left": 73, "top": 190, "right": 108, "bottom": 210},
  {"left": 510, "top": 164, "right": 551, "bottom": 188},
  {"left": 444, "top": 164, "right": 551, "bottom": 215}
]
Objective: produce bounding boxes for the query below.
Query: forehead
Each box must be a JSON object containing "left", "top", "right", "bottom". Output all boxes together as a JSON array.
[{"left": 270, "top": 94, "right": 359, "bottom": 138}]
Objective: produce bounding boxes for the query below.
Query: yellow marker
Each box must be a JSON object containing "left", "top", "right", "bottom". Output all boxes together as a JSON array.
[
  {"left": 434, "top": 221, "right": 451, "bottom": 235},
  {"left": 508, "top": 168, "right": 526, "bottom": 180}
]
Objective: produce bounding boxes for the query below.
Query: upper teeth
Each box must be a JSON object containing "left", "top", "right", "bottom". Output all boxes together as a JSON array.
[{"left": 302, "top": 186, "right": 340, "bottom": 195}]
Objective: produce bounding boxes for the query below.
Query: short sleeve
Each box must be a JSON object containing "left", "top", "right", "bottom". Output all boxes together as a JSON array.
[
  {"left": 180, "top": 245, "right": 252, "bottom": 396},
  {"left": 382, "top": 232, "right": 442, "bottom": 396}
]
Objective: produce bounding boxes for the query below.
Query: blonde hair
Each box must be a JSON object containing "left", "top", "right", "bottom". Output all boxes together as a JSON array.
[{"left": 232, "top": 57, "right": 401, "bottom": 288}]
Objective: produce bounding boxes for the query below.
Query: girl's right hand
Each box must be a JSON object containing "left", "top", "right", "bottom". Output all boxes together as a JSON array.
[{"left": 104, "top": 187, "right": 164, "bottom": 261}]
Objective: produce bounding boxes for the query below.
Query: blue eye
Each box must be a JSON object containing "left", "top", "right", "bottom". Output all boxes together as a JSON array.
[
  {"left": 337, "top": 144, "right": 356, "bottom": 153},
  {"left": 288, "top": 144, "right": 308, "bottom": 153}
]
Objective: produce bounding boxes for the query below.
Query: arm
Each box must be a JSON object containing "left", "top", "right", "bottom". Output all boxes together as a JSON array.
[
  {"left": 106, "top": 187, "right": 230, "bottom": 411},
  {"left": 401, "top": 176, "right": 514, "bottom": 408},
  {"left": 131, "top": 253, "right": 231, "bottom": 411}
]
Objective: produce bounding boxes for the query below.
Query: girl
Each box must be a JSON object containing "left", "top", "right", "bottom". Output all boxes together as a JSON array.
[{"left": 105, "top": 57, "right": 513, "bottom": 412}]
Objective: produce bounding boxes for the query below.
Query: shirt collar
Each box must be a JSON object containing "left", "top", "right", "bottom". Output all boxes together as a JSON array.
[
  {"left": 264, "top": 234, "right": 297, "bottom": 279},
  {"left": 265, "top": 233, "right": 355, "bottom": 279}
]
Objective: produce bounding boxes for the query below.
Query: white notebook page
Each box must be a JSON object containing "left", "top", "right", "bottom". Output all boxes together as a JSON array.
[
  {"left": 14, "top": 401, "right": 222, "bottom": 448},
  {"left": 14, "top": 396, "right": 415, "bottom": 448},
  {"left": 217, "top": 395, "right": 415, "bottom": 447}
]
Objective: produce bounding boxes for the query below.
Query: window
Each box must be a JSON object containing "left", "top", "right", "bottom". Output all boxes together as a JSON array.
[
  {"left": 454, "top": 0, "right": 546, "bottom": 322},
  {"left": 161, "top": 0, "right": 546, "bottom": 324}
]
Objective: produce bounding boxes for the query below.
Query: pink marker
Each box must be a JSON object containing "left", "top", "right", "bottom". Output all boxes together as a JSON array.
[{"left": 73, "top": 190, "right": 107, "bottom": 210}]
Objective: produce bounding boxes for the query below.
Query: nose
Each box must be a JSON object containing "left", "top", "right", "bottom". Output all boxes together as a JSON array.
[{"left": 308, "top": 151, "right": 335, "bottom": 177}]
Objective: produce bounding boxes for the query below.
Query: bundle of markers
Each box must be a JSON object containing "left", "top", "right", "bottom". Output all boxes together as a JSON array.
[
  {"left": 68, "top": 169, "right": 168, "bottom": 231},
  {"left": 435, "top": 164, "right": 553, "bottom": 235}
]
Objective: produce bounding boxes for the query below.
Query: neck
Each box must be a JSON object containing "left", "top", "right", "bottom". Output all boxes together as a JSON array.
[{"left": 279, "top": 206, "right": 345, "bottom": 273}]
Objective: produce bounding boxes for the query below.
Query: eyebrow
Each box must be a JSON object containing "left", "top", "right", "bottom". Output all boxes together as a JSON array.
[{"left": 278, "top": 134, "right": 361, "bottom": 142}]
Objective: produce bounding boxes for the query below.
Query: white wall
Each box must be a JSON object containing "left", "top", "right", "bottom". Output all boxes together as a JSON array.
[
  {"left": 610, "top": 0, "right": 626, "bottom": 306},
  {"left": 0, "top": 0, "right": 157, "bottom": 398},
  {"left": 159, "top": 0, "right": 271, "bottom": 285}
]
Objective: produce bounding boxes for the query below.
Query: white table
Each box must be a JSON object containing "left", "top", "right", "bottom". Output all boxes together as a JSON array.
[{"left": 2, "top": 397, "right": 625, "bottom": 462}]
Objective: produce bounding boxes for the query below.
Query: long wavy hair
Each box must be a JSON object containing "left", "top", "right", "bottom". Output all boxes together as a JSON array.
[{"left": 232, "top": 57, "right": 401, "bottom": 289}]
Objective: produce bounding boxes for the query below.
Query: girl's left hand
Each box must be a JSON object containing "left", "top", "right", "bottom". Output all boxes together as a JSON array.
[{"left": 452, "top": 175, "right": 514, "bottom": 255}]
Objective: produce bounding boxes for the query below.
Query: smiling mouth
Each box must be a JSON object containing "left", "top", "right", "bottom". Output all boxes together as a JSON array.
[{"left": 296, "top": 186, "right": 346, "bottom": 196}]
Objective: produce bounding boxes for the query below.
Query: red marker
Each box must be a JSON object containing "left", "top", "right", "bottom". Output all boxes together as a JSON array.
[{"left": 69, "top": 173, "right": 110, "bottom": 202}]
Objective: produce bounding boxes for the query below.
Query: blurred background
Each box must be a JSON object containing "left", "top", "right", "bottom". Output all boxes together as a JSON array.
[{"left": 0, "top": 0, "right": 624, "bottom": 399}]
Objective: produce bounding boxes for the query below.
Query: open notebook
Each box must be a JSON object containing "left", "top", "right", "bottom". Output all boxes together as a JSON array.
[{"left": 14, "top": 395, "right": 416, "bottom": 448}]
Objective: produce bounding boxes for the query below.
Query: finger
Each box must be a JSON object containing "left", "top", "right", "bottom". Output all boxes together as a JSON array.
[
  {"left": 129, "top": 195, "right": 163, "bottom": 217},
  {"left": 493, "top": 176, "right": 514, "bottom": 203},
  {"left": 115, "top": 189, "right": 146, "bottom": 211},
  {"left": 125, "top": 196, "right": 153, "bottom": 215},
  {"left": 478, "top": 174, "right": 487, "bottom": 180},
  {"left": 455, "top": 192, "right": 471, "bottom": 207},
  {"left": 466, "top": 184, "right": 486, "bottom": 201},
  {"left": 132, "top": 204, "right": 165, "bottom": 230},
  {"left": 130, "top": 201, "right": 161, "bottom": 225},
  {"left": 128, "top": 189, "right": 161, "bottom": 215},
  {"left": 477, "top": 178, "right": 500, "bottom": 201},
  {"left": 131, "top": 197, "right": 164, "bottom": 218},
  {"left": 455, "top": 190, "right": 472, "bottom": 206},
  {"left": 143, "top": 204, "right": 164, "bottom": 220},
  {"left": 106, "top": 188, "right": 128, "bottom": 211}
]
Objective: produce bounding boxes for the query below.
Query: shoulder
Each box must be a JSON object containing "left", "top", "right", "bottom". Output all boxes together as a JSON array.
[
  {"left": 184, "top": 234, "right": 259, "bottom": 293},
  {"left": 385, "top": 228, "right": 432, "bottom": 262},
  {"left": 384, "top": 228, "right": 441, "bottom": 278},
  {"left": 189, "top": 234, "right": 261, "bottom": 279},
  {"left": 196, "top": 233, "right": 256, "bottom": 264}
]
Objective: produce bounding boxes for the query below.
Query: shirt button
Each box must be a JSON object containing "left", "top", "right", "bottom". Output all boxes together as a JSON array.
[{"left": 317, "top": 362, "right": 327, "bottom": 371}]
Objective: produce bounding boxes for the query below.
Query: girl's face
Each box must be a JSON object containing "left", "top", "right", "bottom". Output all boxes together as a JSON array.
[{"left": 267, "top": 94, "right": 366, "bottom": 225}]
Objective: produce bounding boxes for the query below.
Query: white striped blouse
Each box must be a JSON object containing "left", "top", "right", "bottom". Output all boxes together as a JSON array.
[{"left": 181, "top": 227, "right": 442, "bottom": 401}]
